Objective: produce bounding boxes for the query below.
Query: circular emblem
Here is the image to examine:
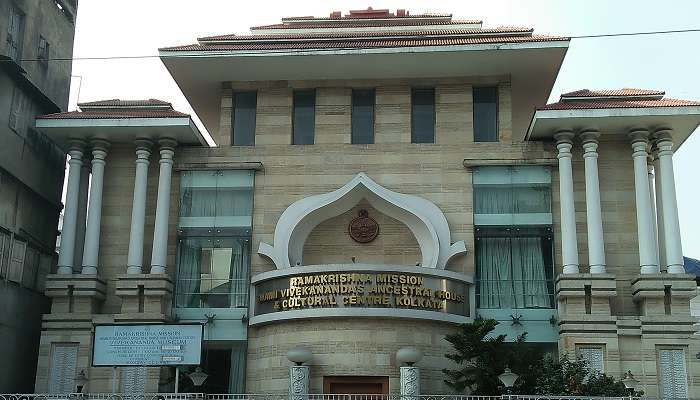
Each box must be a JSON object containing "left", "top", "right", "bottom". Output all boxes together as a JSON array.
[{"left": 349, "top": 209, "right": 379, "bottom": 243}]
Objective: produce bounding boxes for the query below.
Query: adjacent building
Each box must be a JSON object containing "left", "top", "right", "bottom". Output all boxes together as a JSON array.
[
  {"left": 0, "top": 0, "right": 78, "bottom": 392},
  {"left": 31, "top": 8, "right": 700, "bottom": 398}
]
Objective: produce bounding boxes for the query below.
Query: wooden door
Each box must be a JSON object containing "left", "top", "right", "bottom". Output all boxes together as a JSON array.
[{"left": 323, "top": 376, "right": 389, "bottom": 395}]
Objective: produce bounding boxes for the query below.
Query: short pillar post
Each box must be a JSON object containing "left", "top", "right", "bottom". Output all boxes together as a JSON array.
[
  {"left": 654, "top": 130, "right": 685, "bottom": 274},
  {"left": 81, "top": 140, "right": 109, "bottom": 275},
  {"left": 56, "top": 140, "right": 86, "bottom": 275},
  {"left": 150, "top": 139, "right": 176, "bottom": 274},
  {"left": 400, "top": 366, "right": 421, "bottom": 397},
  {"left": 628, "top": 129, "right": 659, "bottom": 274},
  {"left": 289, "top": 365, "right": 310, "bottom": 400},
  {"left": 126, "top": 140, "right": 152, "bottom": 274},
  {"left": 555, "top": 130, "right": 579, "bottom": 274}
]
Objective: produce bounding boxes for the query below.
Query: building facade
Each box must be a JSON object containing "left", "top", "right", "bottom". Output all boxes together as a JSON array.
[
  {"left": 33, "top": 8, "right": 700, "bottom": 398},
  {"left": 0, "top": 0, "right": 78, "bottom": 392}
]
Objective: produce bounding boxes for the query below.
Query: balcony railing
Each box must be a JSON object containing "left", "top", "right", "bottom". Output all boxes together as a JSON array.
[{"left": 0, "top": 394, "right": 672, "bottom": 400}]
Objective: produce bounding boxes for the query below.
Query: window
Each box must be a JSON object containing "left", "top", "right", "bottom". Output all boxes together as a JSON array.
[
  {"left": 577, "top": 346, "right": 605, "bottom": 375},
  {"left": 474, "top": 166, "right": 554, "bottom": 309},
  {"left": 351, "top": 89, "right": 375, "bottom": 144},
  {"left": 6, "top": 5, "right": 24, "bottom": 62},
  {"left": 473, "top": 86, "right": 498, "bottom": 142},
  {"left": 658, "top": 349, "right": 688, "bottom": 399},
  {"left": 292, "top": 90, "right": 315, "bottom": 145},
  {"left": 9, "top": 87, "right": 29, "bottom": 133},
  {"left": 231, "top": 91, "right": 256, "bottom": 146},
  {"left": 38, "top": 36, "right": 50, "bottom": 66},
  {"left": 0, "top": 230, "right": 10, "bottom": 278},
  {"left": 411, "top": 88, "right": 435, "bottom": 143},
  {"left": 176, "top": 170, "right": 254, "bottom": 309},
  {"left": 48, "top": 343, "right": 78, "bottom": 393},
  {"left": 121, "top": 366, "right": 147, "bottom": 394}
]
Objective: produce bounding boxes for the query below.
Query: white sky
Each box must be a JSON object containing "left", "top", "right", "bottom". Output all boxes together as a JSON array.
[{"left": 66, "top": 0, "right": 700, "bottom": 258}]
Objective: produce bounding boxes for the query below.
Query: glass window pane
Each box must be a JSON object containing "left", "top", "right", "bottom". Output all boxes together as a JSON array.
[
  {"left": 473, "top": 86, "right": 498, "bottom": 142},
  {"left": 293, "top": 90, "right": 315, "bottom": 145},
  {"left": 232, "top": 91, "right": 257, "bottom": 146},
  {"left": 475, "top": 226, "right": 553, "bottom": 309},
  {"left": 351, "top": 89, "right": 375, "bottom": 144},
  {"left": 411, "top": 88, "right": 435, "bottom": 143}
]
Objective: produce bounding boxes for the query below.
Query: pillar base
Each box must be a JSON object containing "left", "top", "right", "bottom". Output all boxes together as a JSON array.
[
  {"left": 115, "top": 273, "right": 173, "bottom": 323},
  {"left": 45, "top": 274, "right": 107, "bottom": 314},
  {"left": 556, "top": 273, "right": 617, "bottom": 317},
  {"left": 631, "top": 273, "right": 696, "bottom": 316}
]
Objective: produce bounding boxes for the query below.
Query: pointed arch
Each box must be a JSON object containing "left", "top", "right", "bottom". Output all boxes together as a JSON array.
[{"left": 258, "top": 173, "right": 466, "bottom": 269}]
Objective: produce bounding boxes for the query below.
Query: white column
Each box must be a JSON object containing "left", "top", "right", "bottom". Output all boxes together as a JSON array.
[
  {"left": 150, "top": 139, "right": 176, "bottom": 274},
  {"left": 555, "top": 130, "right": 579, "bottom": 274},
  {"left": 647, "top": 160, "right": 661, "bottom": 270},
  {"left": 653, "top": 152, "right": 667, "bottom": 269},
  {"left": 56, "top": 140, "right": 85, "bottom": 275},
  {"left": 580, "top": 131, "right": 606, "bottom": 273},
  {"left": 72, "top": 159, "right": 90, "bottom": 272},
  {"left": 628, "top": 129, "right": 659, "bottom": 274},
  {"left": 654, "top": 130, "right": 685, "bottom": 274},
  {"left": 126, "top": 140, "right": 152, "bottom": 274},
  {"left": 81, "top": 140, "right": 109, "bottom": 275}
]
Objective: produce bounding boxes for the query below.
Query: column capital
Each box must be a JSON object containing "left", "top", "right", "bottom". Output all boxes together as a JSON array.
[
  {"left": 158, "top": 137, "right": 178, "bottom": 150},
  {"left": 653, "top": 129, "right": 674, "bottom": 156},
  {"left": 90, "top": 138, "right": 110, "bottom": 152},
  {"left": 134, "top": 138, "right": 153, "bottom": 153},
  {"left": 554, "top": 129, "right": 575, "bottom": 144},
  {"left": 628, "top": 128, "right": 650, "bottom": 144},
  {"left": 579, "top": 129, "right": 600, "bottom": 143},
  {"left": 68, "top": 139, "right": 86, "bottom": 161}
]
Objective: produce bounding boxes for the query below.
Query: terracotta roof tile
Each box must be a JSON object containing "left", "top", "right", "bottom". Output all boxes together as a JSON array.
[
  {"left": 161, "top": 34, "right": 568, "bottom": 52},
  {"left": 77, "top": 99, "right": 172, "bottom": 108},
  {"left": 250, "top": 19, "right": 481, "bottom": 30},
  {"left": 198, "top": 27, "right": 533, "bottom": 42},
  {"left": 538, "top": 98, "right": 700, "bottom": 111},
  {"left": 560, "top": 88, "right": 665, "bottom": 98},
  {"left": 281, "top": 12, "right": 454, "bottom": 21},
  {"left": 37, "top": 110, "right": 190, "bottom": 119}
]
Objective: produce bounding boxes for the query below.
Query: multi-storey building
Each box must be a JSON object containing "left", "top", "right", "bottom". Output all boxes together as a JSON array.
[
  {"left": 32, "top": 8, "right": 700, "bottom": 398},
  {"left": 0, "top": 0, "right": 78, "bottom": 392}
]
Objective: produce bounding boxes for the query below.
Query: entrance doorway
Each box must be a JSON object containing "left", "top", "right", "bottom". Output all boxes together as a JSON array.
[{"left": 323, "top": 376, "right": 389, "bottom": 395}]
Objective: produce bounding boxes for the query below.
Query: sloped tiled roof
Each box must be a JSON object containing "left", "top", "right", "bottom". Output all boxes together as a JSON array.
[
  {"left": 162, "top": 34, "right": 567, "bottom": 52},
  {"left": 77, "top": 99, "right": 173, "bottom": 108},
  {"left": 539, "top": 89, "right": 700, "bottom": 110},
  {"left": 250, "top": 19, "right": 480, "bottom": 30},
  {"left": 198, "top": 27, "right": 534, "bottom": 42},
  {"left": 38, "top": 99, "right": 189, "bottom": 119},
  {"left": 561, "top": 88, "right": 666, "bottom": 98}
]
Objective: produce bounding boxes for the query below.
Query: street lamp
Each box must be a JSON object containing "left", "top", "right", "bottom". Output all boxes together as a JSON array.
[
  {"left": 498, "top": 367, "right": 519, "bottom": 396},
  {"left": 188, "top": 367, "right": 209, "bottom": 387},
  {"left": 622, "top": 370, "right": 638, "bottom": 399},
  {"left": 396, "top": 347, "right": 423, "bottom": 366},
  {"left": 287, "top": 346, "right": 313, "bottom": 366},
  {"left": 75, "top": 370, "right": 88, "bottom": 393}
]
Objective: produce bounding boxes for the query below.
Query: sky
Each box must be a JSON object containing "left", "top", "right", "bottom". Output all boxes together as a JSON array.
[{"left": 66, "top": 0, "right": 700, "bottom": 258}]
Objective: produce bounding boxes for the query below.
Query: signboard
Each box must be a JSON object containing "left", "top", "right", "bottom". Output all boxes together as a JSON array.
[
  {"left": 254, "top": 271, "right": 470, "bottom": 317},
  {"left": 92, "top": 324, "right": 203, "bottom": 366}
]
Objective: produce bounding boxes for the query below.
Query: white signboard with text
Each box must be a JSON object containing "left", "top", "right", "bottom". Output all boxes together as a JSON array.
[{"left": 93, "top": 324, "right": 203, "bottom": 366}]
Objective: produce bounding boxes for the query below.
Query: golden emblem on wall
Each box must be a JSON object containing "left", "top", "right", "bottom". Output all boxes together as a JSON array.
[{"left": 348, "top": 209, "right": 379, "bottom": 243}]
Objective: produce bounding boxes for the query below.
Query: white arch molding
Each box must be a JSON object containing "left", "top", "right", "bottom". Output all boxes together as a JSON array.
[{"left": 258, "top": 173, "right": 467, "bottom": 269}]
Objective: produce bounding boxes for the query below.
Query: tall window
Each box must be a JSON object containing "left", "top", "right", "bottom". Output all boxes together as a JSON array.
[
  {"left": 351, "top": 89, "right": 375, "bottom": 144},
  {"left": 473, "top": 86, "right": 498, "bottom": 142},
  {"left": 6, "top": 5, "right": 24, "bottom": 62},
  {"left": 411, "top": 88, "right": 435, "bottom": 143},
  {"left": 577, "top": 346, "right": 605, "bottom": 375},
  {"left": 231, "top": 91, "right": 256, "bottom": 146},
  {"left": 176, "top": 170, "right": 254, "bottom": 309},
  {"left": 659, "top": 349, "right": 688, "bottom": 399},
  {"left": 292, "top": 90, "right": 315, "bottom": 145},
  {"left": 38, "top": 36, "right": 50, "bottom": 67},
  {"left": 473, "top": 166, "right": 554, "bottom": 309}
]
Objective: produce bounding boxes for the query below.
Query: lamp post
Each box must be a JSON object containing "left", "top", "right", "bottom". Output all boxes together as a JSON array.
[
  {"left": 622, "top": 370, "right": 639, "bottom": 400},
  {"left": 396, "top": 347, "right": 423, "bottom": 399},
  {"left": 498, "top": 367, "right": 519, "bottom": 398},
  {"left": 75, "top": 370, "right": 88, "bottom": 394},
  {"left": 288, "top": 347, "right": 312, "bottom": 400}
]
